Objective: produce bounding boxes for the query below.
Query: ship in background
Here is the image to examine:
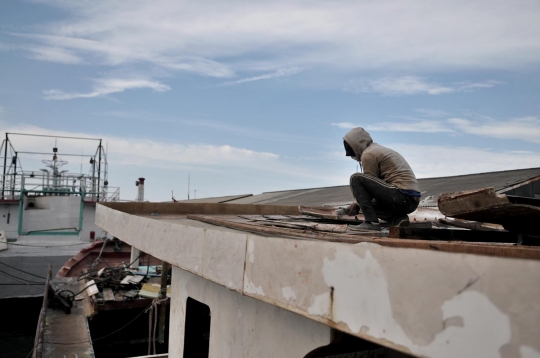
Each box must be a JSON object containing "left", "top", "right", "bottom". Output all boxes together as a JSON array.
[{"left": 0, "top": 132, "right": 121, "bottom": 299}]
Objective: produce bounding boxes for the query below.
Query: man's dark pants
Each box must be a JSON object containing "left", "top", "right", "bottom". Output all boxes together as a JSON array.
[{"left": 350, "top": 173, "right": 419, "bottom": 223}]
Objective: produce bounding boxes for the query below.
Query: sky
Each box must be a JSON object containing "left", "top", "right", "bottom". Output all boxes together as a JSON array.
[{"left": 1, "top": 0, "right": 540, "bottom": 201}]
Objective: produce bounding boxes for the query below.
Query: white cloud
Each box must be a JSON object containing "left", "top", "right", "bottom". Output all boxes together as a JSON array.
[
  {"left": 27, "top": 46, "right": 83, "bottom": 64},
  {"left": 14, "top": 0, "right": 540, "bottom": 76},
  {"left": 221, "top": 67, "right": 302, "bottom": 86},
  {"left": 369, "top": 76, "right": 454, "bottom": 95},
  {"left": 456, "top": 80, "right": 502, "bottom": 91},
  {"left": 332, "top": 119, "right": 453, "bottom": 133},
  {"left": 449, "top": 116, "right": 540, "bottom": 144},
  {"left": 415, "top": 109, "right": 450, "bottom": 117},
  {"left": 18, "top": 128, "right": 272, "bottom": 169},
  {"left": 366, "top": 120, "right": 454, "bottom": 133},
  {"left": 43, "top": 78, "right": 171, "bottom": 100},
  {"left": 333, "top": 115, "right": 540, "bottom": 143},
  {"left": 391, "top": 144, "right": 540, "bottom": 178},
  {"left": 96, "top": 110, "right": 319, "bottom": 144},
  {"left": 331, "top": 122, "right": 356, "bottom": 129},
  {"left": 345, "top": 76, "right": 501, "bottom": 96}
]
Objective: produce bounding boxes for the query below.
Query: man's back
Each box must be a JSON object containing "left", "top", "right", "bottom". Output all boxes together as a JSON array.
[{"left": 361, "top": 143, "right": 420, "bottom": 192}]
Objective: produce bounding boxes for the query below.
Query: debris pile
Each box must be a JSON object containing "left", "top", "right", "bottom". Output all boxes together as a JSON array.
[{"left": 78, "top": 264, "right": 171, "bottom": 305}]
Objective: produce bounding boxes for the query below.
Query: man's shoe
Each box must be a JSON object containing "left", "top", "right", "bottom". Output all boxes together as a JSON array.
[
  {"left": 391, "top": 215, "right": 410, "bottom": 227},
  {"left": 348, "top": 221, "right": 381, "bottom": 232}
]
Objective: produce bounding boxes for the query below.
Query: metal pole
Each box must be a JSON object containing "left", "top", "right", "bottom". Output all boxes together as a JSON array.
[
  {"left": 91, "top": 157, "right": 95, "bottom": 201},
  {"left": 159, "top": 262, "right": 170, "bottom": 299},
  {"left": 17, "top": 177, "right": 25, "bottom": 235},
  {"left": 12, "top": 151, "right": 17, "bottom": 199},
  {"left": 130, "top": 178, "right": 144, "bottom": 268},
  {"left": 97, "top": 140, "right": 102, "bottom": 202},
  {"left": 2, "top": 134, "right": 8, "bottom": 199},
  {"left": 158, "top": 261, "right": 170, "bottom": 344},
  {"left": 187, "top": 173, "right": 190, "bottom": 200}
]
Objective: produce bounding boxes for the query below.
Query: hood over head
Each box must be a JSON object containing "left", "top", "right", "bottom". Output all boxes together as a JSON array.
[{"left": 343, "top": 127, "right": 373, "bottom": 159}]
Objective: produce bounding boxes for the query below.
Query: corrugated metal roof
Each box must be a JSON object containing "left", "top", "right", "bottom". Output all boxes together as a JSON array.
[
  {"left": 235, "top": 167, "right": 540, "bottom": 207},
  {"left": 187, "top": 167, "right": 540, "bottom": 207},
  {"left": 176, "top": 194, "right": 253, "bottom": 204},
  {"left": 231, "top": 186, "right": 353, "bottom": 206}
]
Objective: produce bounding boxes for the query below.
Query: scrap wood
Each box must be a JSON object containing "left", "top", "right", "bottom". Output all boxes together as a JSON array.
[
  {"left": 188, "top": 214, "right": 379, "bottom": 243},
  {"left": 256, "top": 221, "right": 348, "bottom": 233},
  {"left": 299, "top": 205, "right": 441, "bottom": 226},
  {"left": 261, "top": 215, "right": 297, "bottom": 220},
  {"left": 238, "top": 214, "right": 334, "bottom": 223},
  {"left": 237, "top": 215, "right": 348, "bottom": 233},
  {"left": 299, "top": 206, "right": 363, "bottom": 223},
  {"left": 439, "top": 218, "right": 506, "bottom": 232},
  {"left": 262, "top": 214, "right": 347, "bottom": 222},
  {"left": 139, "top": 283, "right": 171, "bottom": 298},
  {"left": 438, "top": 187, "right": 540, "bottom": 234}
]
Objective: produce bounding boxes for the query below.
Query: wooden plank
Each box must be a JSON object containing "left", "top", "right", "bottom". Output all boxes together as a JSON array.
[
  {"left": 439, "top": 187, "right": 510, "bottom": 213},
  {"left": 439, "top": 218, "right": 505, "bottom": 232},
  {"left": 99, "top": 202, "right": 300, "bottom": 216},
  {"left": 438, "top": 187, "right": 540, "bottom": 234},
  {"left": 235, "top": 215, "right": 348, "bottom": 233},
  {"left": 256, "top": 220, "right": 348, "bottom": 233},
  {"left": 187, "top": 214, "right": 375, "bottom": 243}
]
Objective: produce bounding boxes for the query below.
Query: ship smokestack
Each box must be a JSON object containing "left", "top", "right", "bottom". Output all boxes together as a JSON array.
[{"left": 137, "top": 177, "right": 145, "bottom": 202}]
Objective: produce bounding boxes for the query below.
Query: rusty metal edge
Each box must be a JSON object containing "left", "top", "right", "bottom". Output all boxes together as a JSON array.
[
  {"left": 33, "top": 264, "right": 52, "bottom": 358},
  {"left": 496, "top": 175, "right": 540, "bottom": 194}
]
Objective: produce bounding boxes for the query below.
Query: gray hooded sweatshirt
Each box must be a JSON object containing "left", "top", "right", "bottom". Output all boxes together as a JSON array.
[{"left": 343, "top": 127, "right": 420, "bottom": 192}]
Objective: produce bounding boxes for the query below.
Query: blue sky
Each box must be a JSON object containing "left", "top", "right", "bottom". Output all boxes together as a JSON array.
[{"left": 1, "top": 0, "right": 540, "bottom": 201}]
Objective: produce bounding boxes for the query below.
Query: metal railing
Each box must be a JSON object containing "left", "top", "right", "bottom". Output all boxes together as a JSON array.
[{"left": 1, "top": 173, "right": 121, "bottom": 202}]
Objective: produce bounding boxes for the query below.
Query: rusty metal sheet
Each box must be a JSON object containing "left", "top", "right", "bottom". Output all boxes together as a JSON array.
[
  {"left": 299, "top": 206, "right": 364, "bottom": 223},
  {"left": 236, "top": 215, "right": 348, "bottom": 233}
]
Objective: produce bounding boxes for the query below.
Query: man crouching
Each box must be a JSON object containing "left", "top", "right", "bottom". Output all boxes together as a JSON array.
[{"left": 343, "top": 127, "right": 421, "bottom": 231}]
